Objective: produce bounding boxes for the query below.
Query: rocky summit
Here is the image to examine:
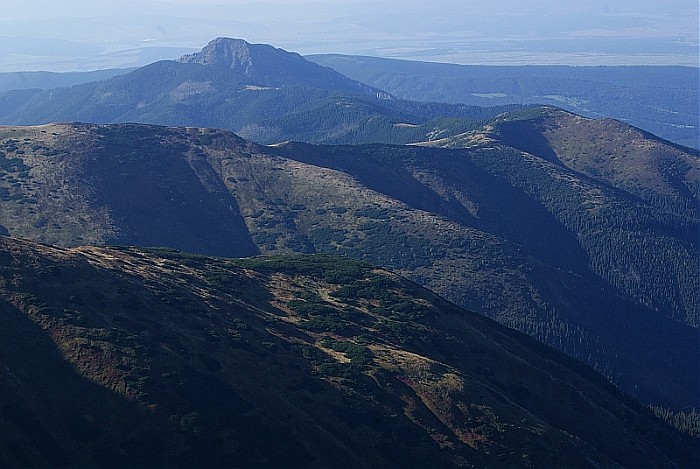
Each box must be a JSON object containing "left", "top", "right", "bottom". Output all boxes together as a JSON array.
[{"left": 178, "top": 38, "right": 258, "bottom": 72}]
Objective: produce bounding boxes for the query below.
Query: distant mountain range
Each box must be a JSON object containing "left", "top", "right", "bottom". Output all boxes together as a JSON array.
[
  {"left": 0, "top": 108, "right": 697, "bottom": 415},
  {"left": 0, "top": 237, "right": 696, "bottom": 468},
  {"left": 0, "top": 38, "right": 521, "bottom": 146},
  {"left": 308, "top": 54, "right": 700, "bottom": 149},
  {"left": 0, "top": 40, "right": 694, "bottom": 149}
]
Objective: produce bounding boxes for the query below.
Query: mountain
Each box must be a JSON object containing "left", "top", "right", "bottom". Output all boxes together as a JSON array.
[
  {"left": 307, "top": 54, "right": 700, "bottom": 149},
  {"left": 0, "top": 236, "right": 696, "bottom": 468},
  {"left": 0, "top": 112, "right": 697, "bottom": 415},
  {"left": 176, "top": 38, "right": 374, "bottom": 93},
  {"left": 0, "top": 38, "right": 521, "bottom": 145}
]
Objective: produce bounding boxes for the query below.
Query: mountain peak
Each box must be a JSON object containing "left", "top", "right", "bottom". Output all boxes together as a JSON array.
[
  {"left": 175, "top": 37, "right": 382, "bottom": 95},
  {"left": 177, "top": 37, "right": 257, "bottom": 72}
]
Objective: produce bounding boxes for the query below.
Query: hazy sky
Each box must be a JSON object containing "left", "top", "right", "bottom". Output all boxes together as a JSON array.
[{"left": 1, "top": 0, "right": 698, "bottom": 71}]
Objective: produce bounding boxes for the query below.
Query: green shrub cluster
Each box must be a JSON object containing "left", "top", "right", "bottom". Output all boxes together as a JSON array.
[{"left": 235, "top": 255, "right": 369, "bottom": 284}]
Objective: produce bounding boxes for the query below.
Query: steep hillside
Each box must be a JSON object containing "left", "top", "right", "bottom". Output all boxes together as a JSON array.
[
  {"left": 308, "top": 54, "right": 700, "bottom": 149},
  {"left": 0, "top": 117, "right": 697, "bottom": 414},
  {"left": 0, "top": 38, "right": 519, "bottom": 145},
  {"left": 0, "top": 237, "right": 695, "bottom": 468}
]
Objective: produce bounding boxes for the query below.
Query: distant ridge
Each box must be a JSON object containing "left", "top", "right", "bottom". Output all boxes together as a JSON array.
[
  {"left": 0, "top": 68, "right": 134, "bottom": 94},
  {"left": 308, "top": 53, "right": 700, "bottom": 149}
]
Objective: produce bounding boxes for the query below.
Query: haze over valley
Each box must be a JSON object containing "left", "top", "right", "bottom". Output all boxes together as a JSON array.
[{"left": 1, "top": 0, "right": 698, "bottom": 72}]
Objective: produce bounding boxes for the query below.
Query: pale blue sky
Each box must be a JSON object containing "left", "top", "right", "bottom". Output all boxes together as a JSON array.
[{"left": 1, "top": 0, "right": 697, "bottom": 71}]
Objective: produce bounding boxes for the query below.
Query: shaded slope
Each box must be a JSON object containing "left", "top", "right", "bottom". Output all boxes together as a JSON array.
[
  {"left": 0, "top": 124, "right": 258, "bottom": 257},
  {"left": 270, "top": 140, "right": 699, "bottom": 410},
  {"left": 422, "top": 107, "right": 699, "bottom": 330},
  {"left": 0, "top": 237, "right": 696, "bottom": 468},
  {"left": 492, "top": 107, "right": 699, "bottom": 206}
]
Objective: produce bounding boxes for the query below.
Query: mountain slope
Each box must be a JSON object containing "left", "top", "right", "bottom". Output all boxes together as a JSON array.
[
  {"left": 0, "top": 116, "right": 697, "bottom": 414},
  {"left": 0, "top": 38, "right": 518, "bottom": 145},
  {"left": 0, "top": 123, "right": 259, "bottom": 257},
  {"left": 0, "top": 236, "right": 695, "bottom": 468}
]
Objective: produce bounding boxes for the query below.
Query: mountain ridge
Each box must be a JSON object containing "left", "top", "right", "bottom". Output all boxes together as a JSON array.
[{"left": 0, "top": 113, "right": 697, "bottom": 413}]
